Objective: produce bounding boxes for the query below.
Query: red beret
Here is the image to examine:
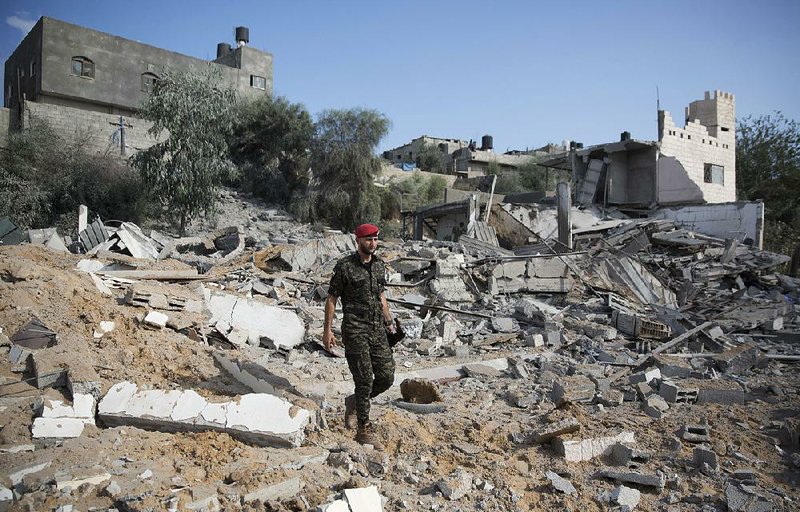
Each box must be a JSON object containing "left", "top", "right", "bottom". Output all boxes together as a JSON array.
[{"left": 354, "top": 223, "right": 380, "bottom": 238}]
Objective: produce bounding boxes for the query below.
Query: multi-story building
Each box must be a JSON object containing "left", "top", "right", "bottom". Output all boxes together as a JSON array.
[{"left": 2, "top": 16, "right": 273, "bottom": 154}]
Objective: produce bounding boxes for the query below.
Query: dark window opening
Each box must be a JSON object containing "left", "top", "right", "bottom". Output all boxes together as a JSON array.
[
  {"left": 141, "top": 72, "right": 159, "bottom": 93},
  {"left": 71, "top": 57, "right": 94, "bottom": 78},
  {"left": 250, "top": 75, "right": 266, "bottom": 90},
  {"left": 704, "top": 163, "right": 724, "bottom": 185},
  {"left": 720, "top": 127, "right": 730, "bottom": 132}
]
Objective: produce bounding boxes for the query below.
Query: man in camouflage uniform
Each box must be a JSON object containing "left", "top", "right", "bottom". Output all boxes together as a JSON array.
[{"left": 323, "top": 223, "right": 395, "bottom": 450}]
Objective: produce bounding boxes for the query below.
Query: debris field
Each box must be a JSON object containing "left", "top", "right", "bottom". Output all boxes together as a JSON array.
[{"left": 1, "top": 189, "right": 799, "bottom": 512}]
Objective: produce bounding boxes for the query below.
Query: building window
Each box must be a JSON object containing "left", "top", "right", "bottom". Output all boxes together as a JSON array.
[
  {"left": 71, "top": 57, "right": 94, "bottom": 78},
  {"left": 250, "top": 75, "right": 266, "bottom": 90},
  {"left": 704, "top": 163, "right": 724, "bottom": 185},
  {"left": 141, "top": 72, "right": 159, "bottom": 93}
]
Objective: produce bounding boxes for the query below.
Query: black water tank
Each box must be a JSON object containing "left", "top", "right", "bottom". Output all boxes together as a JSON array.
[
  {"left": 235, "top": 26, "right": 250, "bottom": 44},
  {"left": 481, "top": 134, "right": 493, "bottom": 150},
  {"left": 620, "top": 131, "right": 631, "bottom": 141},
  {"left": 216, "top": 42, "right": 231, "bottom": 58}
]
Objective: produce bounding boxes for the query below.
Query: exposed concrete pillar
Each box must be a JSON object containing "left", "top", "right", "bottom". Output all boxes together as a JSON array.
[
  {"left": 413, "top": 213, "right": 424, "bottom": 241},
  {"left": 556, "top": 182, "right": 572, "bottom": 251},
  {"left": 78, "top": 205, "right": 88, "bottom": 234}
]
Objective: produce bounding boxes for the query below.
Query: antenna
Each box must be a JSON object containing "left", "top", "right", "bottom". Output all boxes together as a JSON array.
[{"left": 656, "top": 86, "right": 660, "bottom": 111}]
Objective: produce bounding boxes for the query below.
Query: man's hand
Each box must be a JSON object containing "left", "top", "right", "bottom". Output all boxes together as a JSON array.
[
  {"left": 322, "top": 329, "right": 337, "bottom": 351},
  {"left": 385, "top": 318, "right": 397, "bottom": 334}
]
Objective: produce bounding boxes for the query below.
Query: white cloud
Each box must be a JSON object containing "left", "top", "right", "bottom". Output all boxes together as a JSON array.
[{"left": 6, "top": 15, "right": 36, "bottom": 36}]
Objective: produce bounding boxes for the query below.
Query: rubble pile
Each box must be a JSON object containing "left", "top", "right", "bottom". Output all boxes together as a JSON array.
[{"left": 1, "top": 191, "right": 799, "bottom": 511}]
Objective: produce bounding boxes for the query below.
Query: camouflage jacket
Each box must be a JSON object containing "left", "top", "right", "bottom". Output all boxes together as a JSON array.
[{"left": 328, "top": 252, "right": 387, "bottom": 334}]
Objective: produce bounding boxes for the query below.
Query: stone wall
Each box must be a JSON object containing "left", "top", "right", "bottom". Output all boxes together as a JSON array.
[
  {"left": 658, "top": 91, "right": 736, "bottom": 203},
  {"left": 24, "top": 100, "right": 165, "bottom": 156}
]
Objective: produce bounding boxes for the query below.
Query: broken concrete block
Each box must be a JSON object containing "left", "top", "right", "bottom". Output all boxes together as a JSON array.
[
  {"left": 463, "top": 363, "right": 503, "bottom": 379},
  {"left": 552, "top": 375, "right": 595, "bottom": 406},
  {"left": 8, "top": 461, "right": 51, "bottom": 486},
  {"left": 732, "top": 469, "right": 757, "bottom": 484},
  {"left": 530, "top": 416, "right": 581, "bottom": 444},
  {"left": 659, "top": 380, "right": 699, "bottom": 404},
  {"left": 55, "top": 472, "right": 112, "bottom": 491},
  {"left": 597, "top": 469, "right": 665, "bottom": 489},
  {"left": 611, "top": 485, "right": 640, "bottom": 509},
  {"left": 546, "top": 471, "right": 576, "bottom": 495},
  {"left": 513, "top": 298, "right": 558, "bottom": 326},
  {"left": 243, "top": 477, "right": 302, "bottom": 504},
  {"left": 697, "top": 385, "right": 746, "bottom": 405},
  {"left": 524, "top": 333, "right": 544, "bottom": 347},
  {"left": 763, "top": 316, "right": 783, "bottom": 331},
  {"left": 681, "top": 424, "right": 711, "bottom": 443},
  {"left": 436, "top": 467, "right": 473, "bottom": 501},
  {"left": 439, "top": 319, "right": 460, "bottom": 343},
  {"left": 32, "top": 417, "right": 87, "bottom": 438},
  {"left": 634, "top": 382, "right": 653, "bottom": 400},
  {"left": 98, "top": 382, "right": 311, "bottom": 447},
  {"left": 693, "top": 445, "right": 718, "bottom": 471},
  {"left": 629, "top": 367, "right": 661, "bottom": 385},
  {"left": 642, "top": 395, "right": 669, "bottom": 419},
  {"left": 204, "top": 288, "right": 305, "bottom": 349},
  {"left": 0, "top": 485, "right": 12, "bottom": 501},
  {"left": 143, "top": 310, "right": 168, "bottom": 329},
  {"left": 556, "top": 431, "right": 635, "bottom": 462},
  {"left": 344, "top": 485, "right": 384, "bottom": 512},
  {"left": 724, "top": 483, "right": 773, "bottom": 512},
  {"left": 93, "top": 321, "right": 116, "bottom": 338},
  {"left": 714, "top": 343, "right": 765, "bottom": 374},
  {"left": 491, "top": 317, "right": 517, "bottom": 333},
  {"left": 597, "top": 389, "right": 624, "bottom": 407}
]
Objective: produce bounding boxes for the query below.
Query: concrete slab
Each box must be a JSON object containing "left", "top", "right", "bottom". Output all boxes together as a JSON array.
[
  {"left": 8, "top": 461, "right": 50, "bottom": 486},
  {"left": 32, "top": 417, "right": 87, "bottom": 438},
  {"left": 171, "top": 390, "right": 208, "bottom": 421},
  {"left": 344, "top": 485, "right": 384, "bottom": 511},
  {"left": 546, "top": 471, "right": 576, "bottom": 495},
  {"left": 242, "top": 477, "right": 302, "bottom": 503},
  {"left": 98, "top": 382, "right": 310, "bottom": 447},
  {"left": 204, "top": 288, "right": 305, "bottom": 349},
  {"left": 55, "top": 472, "right": 111, "bottom": 491},
  {"left": 319, "top": 500, "right": 350, "bottom": 512},
  {"left": 143, "top": 310, "right": 168, "bottom": 329}
]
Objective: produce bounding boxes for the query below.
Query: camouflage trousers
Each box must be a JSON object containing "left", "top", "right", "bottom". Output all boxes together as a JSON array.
[{"left": 343, "top": 327, "right": 395, "bottom": 426}]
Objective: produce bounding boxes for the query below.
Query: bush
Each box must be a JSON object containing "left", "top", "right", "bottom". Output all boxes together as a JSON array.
[{"left": 0, "top": 116, "right": 153, "bottom": 232}]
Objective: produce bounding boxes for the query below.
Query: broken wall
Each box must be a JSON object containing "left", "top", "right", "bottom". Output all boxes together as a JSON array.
[
  {"left": 655, "top": 155, "right": 705, "bottom": 205},
  {"left": 605, "top": 146, "right": 657, "bottom": 205},
  {"left": 657, "top": 91, "right": 736, "bottom": 203},
  {"left": 649, "top": 201, "right": 764, "bottom": 249}
]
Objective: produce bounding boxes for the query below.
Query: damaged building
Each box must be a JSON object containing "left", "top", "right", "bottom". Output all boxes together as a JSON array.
[
  {"left": 383, "top": 134, "right": 557, "bottom": 177},
  {"left": 544, "top": 90, "right": 737, "bottom": 208},
  {"left": 2, "top": 17, "right": 273, "bottom": 154}
]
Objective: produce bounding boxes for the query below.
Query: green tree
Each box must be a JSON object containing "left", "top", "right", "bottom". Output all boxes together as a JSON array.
[
  {"left": 415, "top": 142, "right": 445, "bottom": 173},
  {"left": 230, "top": 95, "right": 313, "bottom": 204},
  {"left": 736, "top": 112, "right": 800, "bottom": 257},
  {"left": 309, "top": 108, "right": 391, "bottom": 230},
  {"left": 131, "top": 68, "right": 236, "bottom": 235}
]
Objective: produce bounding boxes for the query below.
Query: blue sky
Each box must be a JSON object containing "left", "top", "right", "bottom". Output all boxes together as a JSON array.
[{"left": 2, "top": 1, "right": 799, "bottom": 153}]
